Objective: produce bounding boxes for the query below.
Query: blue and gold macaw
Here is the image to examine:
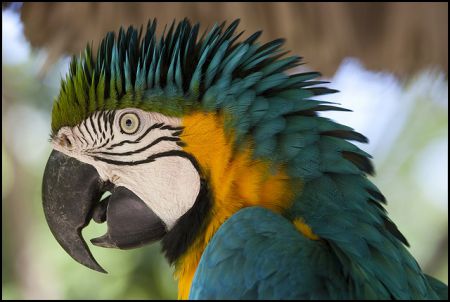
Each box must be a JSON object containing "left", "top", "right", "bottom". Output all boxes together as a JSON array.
[{"left": 42, "top": 19, "right": 448, "bottom": 299}]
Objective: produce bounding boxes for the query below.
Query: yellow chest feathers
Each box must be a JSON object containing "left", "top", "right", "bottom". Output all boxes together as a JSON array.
[{"left": 174, "top": 112, "right": 297, "bottom": 299}]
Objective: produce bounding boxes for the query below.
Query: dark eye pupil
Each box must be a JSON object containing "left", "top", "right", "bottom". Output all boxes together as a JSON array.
[{"left": 125, "top": 119, "right": 132, "bottom": 127}]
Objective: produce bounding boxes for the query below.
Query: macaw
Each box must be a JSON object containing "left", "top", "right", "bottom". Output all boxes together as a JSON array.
[{"left": 42, "top": 19, "right": 448, "bottom": 299}]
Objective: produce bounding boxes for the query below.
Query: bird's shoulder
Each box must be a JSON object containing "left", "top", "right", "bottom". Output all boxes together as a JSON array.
[{"left": 189, "top": 206, "right": 348, "bottom": 299}]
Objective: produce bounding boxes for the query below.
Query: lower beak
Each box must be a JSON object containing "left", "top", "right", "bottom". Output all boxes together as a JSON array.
[{"left": 42, "top": 150, "right": 167, "bottom": 273}]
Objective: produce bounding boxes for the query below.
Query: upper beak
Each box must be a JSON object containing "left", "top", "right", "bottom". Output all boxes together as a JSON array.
[{"left": 42, "top": 150, "right": 167, "bottom": 273}]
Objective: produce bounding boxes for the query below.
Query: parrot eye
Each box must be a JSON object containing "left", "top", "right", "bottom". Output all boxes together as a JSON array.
[{"left": 119, "top": 112, "right": 140, "bottom": 134}]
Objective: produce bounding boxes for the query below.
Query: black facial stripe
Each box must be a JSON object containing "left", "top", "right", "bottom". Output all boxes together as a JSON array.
[
  {"left": 103, "top": 111, "right": 111, "bottom": 139},
  {"left": 176, "top": 141, "right": 187, "bottom": 147},
  {"left": 107, "top": 122, "right": 164, "bottom": 149},
  {"left": 102, "top": 111, "right": 108, "bottom": 134},
  {"left": 98, "top": 137, "right": 110, "bottom": 148},
  {"left": 138, "top": 123, "right": 166, "bottom": 141},
  {"left": 160, "top": 125, "right": 184, "bottom": 131},
  {"left": 171, "top": 130, "right": 183, "bottom": 137},
  {"left": 92, "top": 136, "right": 180, "bottom": 156},
  {"left": 77, "top": 126, "right": 88, "bottom": 147},
  {"left": 97, "top": 111, "right": 103, "bottom": 136},
  {"left": 92, "top": 150, "right": 196, "bottom": 167},
  {"left": 108, "top": 110, "right": 115, "bottom": 136},
  {"left": 96, "top": 112, "right": 103, "bottom": 144},
  {"left": 89, "top": 113, "right": 97, "bottom": 136},
  {"left": 81, "top": 119, "right": 95, "bottom": 143},
  {"left": 111, "top": 110, "right": 116, "bottom": 129},
  {"left": 85, "top": 137, "right": 110, "bottom": 151}
]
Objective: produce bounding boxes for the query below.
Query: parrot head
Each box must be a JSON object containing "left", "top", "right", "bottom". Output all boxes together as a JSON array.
[
  {"left": 42, "top": 19, "right": 337, "bottom": 284},
  {"left": 43, "top": 108, "right": 201, "bottom": 273}
]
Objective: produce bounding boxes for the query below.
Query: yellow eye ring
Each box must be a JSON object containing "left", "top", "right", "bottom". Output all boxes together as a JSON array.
[{"left": 119, "top": 112, "right": 140, "bottom": 134}]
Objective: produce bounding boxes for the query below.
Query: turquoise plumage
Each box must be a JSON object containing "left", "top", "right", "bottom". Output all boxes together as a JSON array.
[
  {"left": 191, "top": 205, "right": 444, "bottom": 299},
  {"left": 191, "top": 207, "right": 350, "bottom": 299}
]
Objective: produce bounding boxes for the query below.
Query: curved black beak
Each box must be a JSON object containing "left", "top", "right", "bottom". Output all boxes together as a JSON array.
[
  {"left": 42, "top": 150, "right": 167, "bottom": 273},
  {"left": 42, "top": 150, "right": 107, "bottom": 273}
]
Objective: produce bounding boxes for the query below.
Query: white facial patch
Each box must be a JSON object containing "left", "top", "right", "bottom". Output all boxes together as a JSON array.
[
  {"left": 52, "top": 108, "right": 201, "bottom": 229},
  {"left": 111, "top": 156, "right": 200, "bottom": 228}
]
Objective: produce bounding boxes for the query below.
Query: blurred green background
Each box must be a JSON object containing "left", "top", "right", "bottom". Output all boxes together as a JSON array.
[{"left": 2, "top": 3, "right": 448, "bottom": 299}]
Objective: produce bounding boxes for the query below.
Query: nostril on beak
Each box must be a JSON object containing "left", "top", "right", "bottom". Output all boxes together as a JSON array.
[{"left": 60, "top": 134, "right": 73, "bottom": 149}]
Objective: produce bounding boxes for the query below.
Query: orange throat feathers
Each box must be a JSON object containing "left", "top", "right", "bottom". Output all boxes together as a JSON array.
[{"left": 176, "top": 112, "right": 296, "bottom": 299}]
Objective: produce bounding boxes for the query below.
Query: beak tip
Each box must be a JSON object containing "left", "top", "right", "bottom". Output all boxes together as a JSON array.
[
  {"left": 87, "top": 263, "right": 108, "bottom": 274},
  {"left": 93, "top": 265, "right": 108, "bottom": 274},
  {"left": 82, "top": 260, "right": 108, "bottom": 274}
]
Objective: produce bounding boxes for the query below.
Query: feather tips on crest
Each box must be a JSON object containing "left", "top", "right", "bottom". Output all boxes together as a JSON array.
[{"left": 52, "top": 19, "right": 331, "bottom": 136}]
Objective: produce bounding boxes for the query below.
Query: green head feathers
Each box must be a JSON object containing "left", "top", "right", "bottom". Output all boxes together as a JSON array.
[{"left": 52, "top": 19, "right": 338, "bottom": 143}]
